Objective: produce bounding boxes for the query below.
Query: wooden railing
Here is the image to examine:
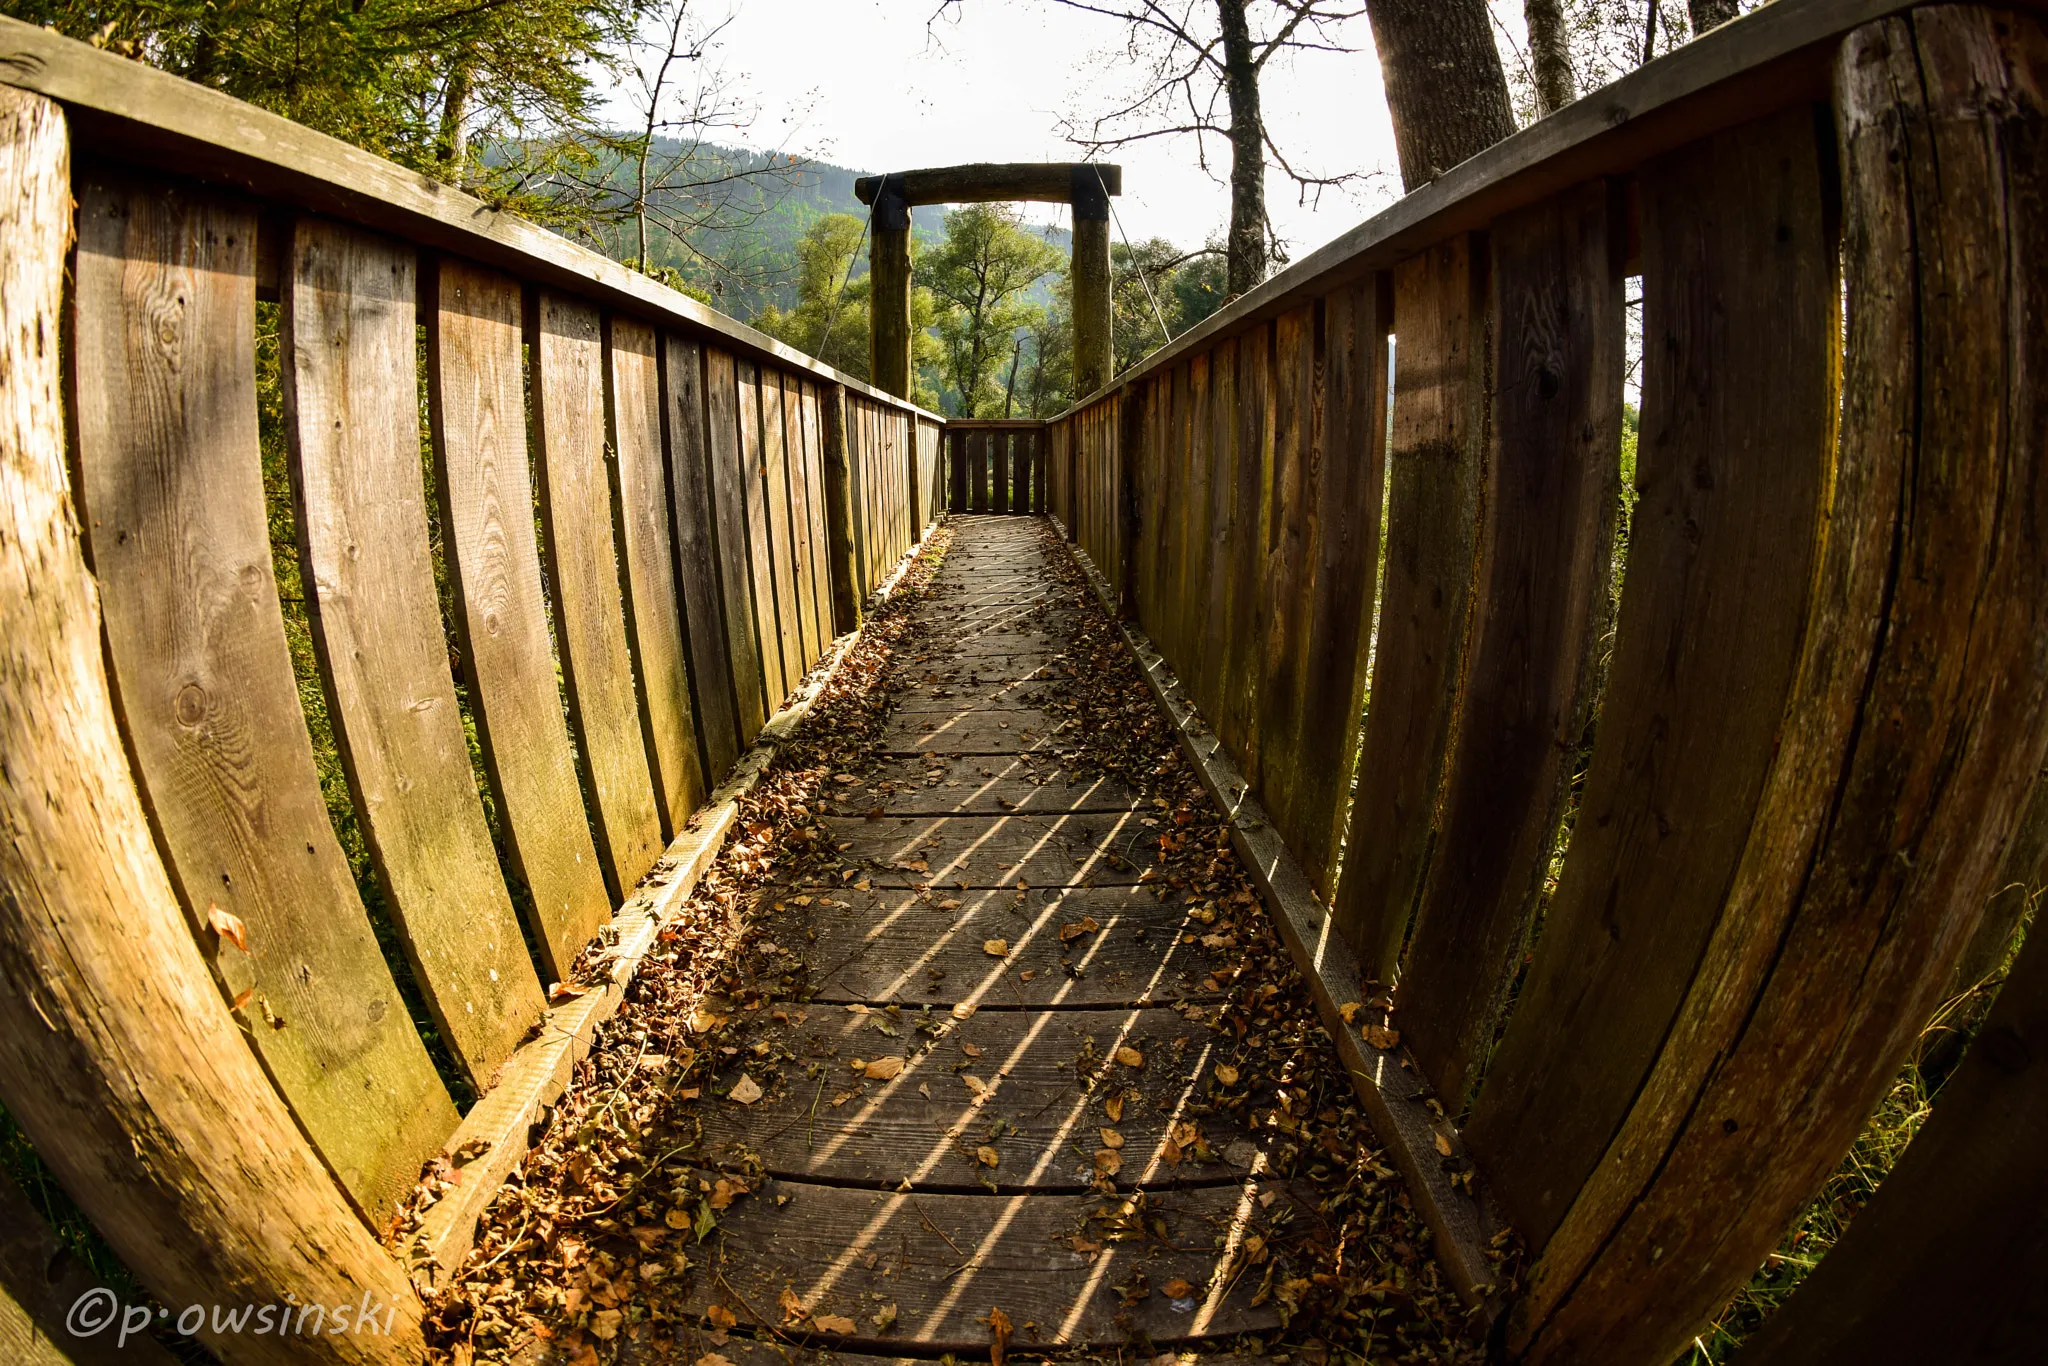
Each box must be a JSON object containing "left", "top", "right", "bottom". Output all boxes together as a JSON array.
[
  {"left": 0, "top": 17, "right": 939, "bottom": 1363},
  {"left": 944, "top": 419, "right": 1050, "bottom": 514},
  {"left": 1049, "top": 3, "right": 2048, "bottom": 1363}
]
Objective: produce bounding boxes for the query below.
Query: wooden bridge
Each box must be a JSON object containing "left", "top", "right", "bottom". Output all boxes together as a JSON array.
[{"left": 0, "top": 3, "right": 2044, "bottom": 1364}]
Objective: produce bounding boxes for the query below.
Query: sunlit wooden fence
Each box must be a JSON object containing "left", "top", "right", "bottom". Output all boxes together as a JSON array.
[
  {"left": 0, "top": 15, "right": 937, "bottom": 1362},
  {"left": 1050, "top": 4, "right": 2048, "bottom": 1363}
]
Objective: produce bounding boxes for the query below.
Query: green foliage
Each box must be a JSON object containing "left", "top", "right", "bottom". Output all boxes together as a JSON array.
[
  {"left": 1109, "top": 236, "right": 1227, "bottom": 376},
  {"left": 918, "top": 205, "right": 1065, "bottom": 418},
  {"left": 752, "top": 212, "right": 943, "bottom": 409},
  {"left": 12, "top": 0, "right": 632, "bottom": 205}
]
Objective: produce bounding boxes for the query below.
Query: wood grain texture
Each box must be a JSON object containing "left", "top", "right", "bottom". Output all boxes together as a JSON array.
[
  {"left": 704, "top": 347, "right": 770, "bottom": 741},
  {"left": 821, "top": 384, "right": 864, "bottom": 635},
  {"left": 797, "top": 382, "right": 837, "bottom": 648},
  {"left": 1, "top": 100, "right": 427, "bottom": 1363},
  {"left": 532, "top": 291, "right": 663, "bottom": 899},
  {"left": 1398, "top": 183, "right": 1622, "bottom": 1114},
  {"left": 431, "top": 259, "right": 612, "bottom": 985},
  {"left": 735, "top": 359, "right": 788, "bottom": 709},
  {"left": 948, "top": 429, "right": 968, "bottom": 512},
  {"left": 73, "top": 168, "right": 454, "bottom": 1218},
  {"left": 802, "top": 885, "right": 1210, "bottom": 1006},
  {"left": 679, "top": 1179, "right": 1288, "bottom": 1350},
  {"left": 1330, "top": 235, "right": 1490, "bottom": 985},
  {"left": 1193, "top": 341, "right": 1239, "bottom": 745},
  {"left": 1735, "top": 904, "right": 2048, "bottom": 1365},
  {"left": 283, "top": 216, "right": 544, "bottom": 1083},
  {"left": 661, "top": 332, "right": 743, "bottom": 784},
  {"left": 608, "top": 316, "right": 705, "bottom": 838},
  {"left": 1515, "top": 19, "right": 2048, "bottom": 1359},
  {"left": 696, "top": 1004, "right": 1253, "bottom": 1191},
  {"left": 756, "top": 366, "right": 807, "bottom": 695},
  {"left": 1471, "top": 109, "right": 1833, "bottom": 1251}
]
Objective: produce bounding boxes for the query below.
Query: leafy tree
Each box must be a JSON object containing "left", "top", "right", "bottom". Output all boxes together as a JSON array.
[
  {"left": 918, "top": 206, "right": 1065, "bottom": 418},
  {"left": 1107, "top": 238, "right": 1227, "bottom": 375},
  {"left": 754, "top": 213, "right": 944, "bottom": 409},
  {"left": 13, "top": 0, "right": 632, "bottom": 202}
]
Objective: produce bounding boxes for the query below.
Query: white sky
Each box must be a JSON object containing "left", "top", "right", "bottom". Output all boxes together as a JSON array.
[{"left": 675, "top": 0, "right": 1541, "bottom": 263}]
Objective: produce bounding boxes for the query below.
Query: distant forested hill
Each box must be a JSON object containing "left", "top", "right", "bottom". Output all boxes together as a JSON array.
[{"left": 582, "top": 141, "right": 1072, "bottom": 323}]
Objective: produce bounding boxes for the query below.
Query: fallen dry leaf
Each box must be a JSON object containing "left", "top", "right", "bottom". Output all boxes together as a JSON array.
[
  {"left": 1214, "top": 1063, "right": 1239, "bottom": 1085},
  {"left": 1099, "top": 1127, "right": 1124, "bottom": 1149},
  {"left": 1115, "top": 1046, "right": 1145, "bottom": 1068},
  {"left": 589, "top": 1309, "right": 622, "bottom": 1340},
  {"left": 696, "top": 1356, "right": 734, "bottom": 1366},
  {"left": 962, "top": 1074, "right": 988, "bottom": 1097},
  {"left": 206, "top": 904, "right": 248, "bottom": 954},
  {"left": 1058, "top": 916, "right": 1100, "bottom": 942},
  {"left": 961, "top": 1041, "right": 982, "bottom": 1057},
  {"left": 706, "top": 1305, "right": 737, "bottom": 1330},
  {"left": 1162, "top": 1277, "right": 1196, "bottom": 1299},
  {"left": 976, "top": 1145, "right": 1000, "bottom": 1167},
  {"left": 865, "top": 1055, "right": 904, "bottom": 1081},
  {"left": 1435, "top": 1131, "right": 1454, "bottom": 1157},
  {"left": 1093, "top": 1148, "right": 1122, "bottom": 1176},
  {"left": 983, "top": 1307, "right": 1014, "bottom": 1366},
  {"left": 1365, "top": 1024, "right": 1402, "bottom": 1050},
  {"left": 951, "top": 1002, "right": 978, "bottom": 1020},
  {"left": 1104, "top": 1091, "right": 1125, "bottom": 1121},
  {"left": 728, "top": 1073, "right": 764, "bottom": 1105},
  {"left": 983, "top": 938, "right": 1009, "bottom": 958},
  {"left": 872, "top": 1301, "right": 898, "bottom": 1331},
  {"left": 813, "top": 1314, "right": 857, "bottom": 1335},
  {"left": 1338, "top": 1001, "right": 1363, "bottom": 1024},
  {"left": 778, "top": 1287, "right": 806, "bottom": 1323},
  {"left": 548, "top": 981, "right": 586, "bottom": 1003}
]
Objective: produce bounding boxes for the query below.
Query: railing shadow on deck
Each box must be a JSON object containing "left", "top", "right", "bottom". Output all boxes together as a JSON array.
[{"left": 1, "top": 3, "right": 2046, "bottom": 1364}]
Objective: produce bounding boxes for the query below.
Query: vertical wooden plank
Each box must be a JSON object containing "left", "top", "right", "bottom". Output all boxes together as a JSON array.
[
  {"left": 1250, "top": 283, "right": 1392, "bottom": 901},
  {"left": 702, "top": 346, "right": 769, "bottom": 743},
  {"left": 1195, "top": 339, "right": 1239, "bottom": 727},
  {"left": 1330, "top": 236, "right": 1489, "bottom": 986},
  {"left": 779, "top": 376, "right": 820, "bottom": 669},
  {"left": 1254, "top": 318, "right": 1321, "bottom": 809},
  {"left": 997, "top": 430, "right": 1013, "bottom": 515},
  {"left": 972, "top": 430, "right": 990, "bottom": 513},
  {"left": 819, "top": 384, "right": 862, "bottom": 635},
  {"left": 661, "top": 333, "right": 742, "bottom": 784},
  {"left": 735, "top": 360, "right": 789, "bottom": 709},
  {"left": 608, "top": 316, "right": 707, "bottom": 837},
  {"left": 73, "top": 171, "right": 455, "bottom": 1218},
  {"left": 950, "top": 428, "right": 968, "bottom": 511},
  {"left": 1171, "top": 364, "right": 1202, "bottom": 665},
  {"left": 1, "top": 95, "right": 430, "bottom": 1355},
  {"left": 1516, "top": 31, "right": 2048, "bottom": 1357},
  {"left": 283, "top": 217, "right": 544, "bottom": 1084},
  {"left": 756, "top": 368, "right": 806, "bottom": 696},
  {"left": 799, "top": 382, "right": 837, "bottom": 643},
  {"left": 431, "top": 260, "right": 613, "bottom": 987},
  {"left": 1398, "top": 184, "right": 1622, "bottom": 1112},
  {"left": 532, "top": 291, "right": 664, "bottom": 899},
  {"left": 1473, "top": 110, "right": 1832, "bottom": 1250},
  {"left": 1216, "top": 325, "right": 1273, "bottom": 770}
]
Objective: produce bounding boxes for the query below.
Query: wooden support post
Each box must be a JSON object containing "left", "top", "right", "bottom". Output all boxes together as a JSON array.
[
  {"left": 868, "top": 174, "right": 912, "bottom": 400},
  {"left": 1072, "top": 166, "right": 1114, "bottom": 401},
  {"left": 820, "top": 383, "right": 862, "bottom": 635}
]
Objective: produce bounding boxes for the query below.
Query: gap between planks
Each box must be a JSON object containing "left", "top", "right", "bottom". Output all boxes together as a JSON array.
[{"left": 1050, "top": 516, "right": 1511, "bottom": 1314}]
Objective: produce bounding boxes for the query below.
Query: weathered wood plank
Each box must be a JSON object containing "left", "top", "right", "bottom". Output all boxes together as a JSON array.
[
  {"left": 1397, "top": 182, "right": 1622, "bottom": 1112},
  {"left": 2, "top": 97, "right": 429, "bottom": 1360},
  {"left": 1217, "top": 328, "right": 1270, "bottom": 768},
  {"left": 283, "top": 216, "right": 544, "bottom": 1083},
  {"left": 662, "top": 333, "right": 743, "bottom": 783},
  {"left": 815, "top": 811, "right": 1176, "bottom": 888},
  {"left": 1514, "top": 22, "right": 2048, "bottom": 1358},
  {"left": 431, "top": 260, "right": 613, "bottom": 987},
  {"left": 735, "top": 359, "right": 789, "bottom": 709},
  {"left": 1330, "top": 235, "right": 1489, "bottom": 984},
  {"left": 756, "top": 367, "right": 806, "bottom": 699},
  {"left": 699, "top": 1004, "right": 1254, "bottom": 1188},
  {"left": 797, "top": 380, "right": 837, "bottom": 647},
  {"left": 800, "top": 885, "right": 1213, "bottom": 1005},
  {"left": 681, "top": 1179, "right": 1287, "bottom": 1349},
  {"left": 533, "top": 291, "right": 664, "bottom": 898},
  {"left": 876, "top": 709, "right": 1061, "bottom": 754},
  {"left": 949, "top": 429, "right": 967, "bottom": 512},
  {"left": 609, "top": 315, "right": 706, "bottom": 840},
  {"left": 1471, "top": 110, "right": 1832, "bottom": 1249},
  {"left": 703, "top": 346, "right": 770, "bottom": 742},
  {"left": 820, "top": 383, "right": 864, "bottom": 635},
  {"left": 1192, "top": 340, "right": 1237, "bottom": 733},
  {"left": 823, "top": 755, "right": 1145, "bottom": 817},
  {"left": 74, "top": 168, "right": 455, "bottom": 1217},
  {"left": 778, "top": 373, "right": 820, "bottom": 668}
]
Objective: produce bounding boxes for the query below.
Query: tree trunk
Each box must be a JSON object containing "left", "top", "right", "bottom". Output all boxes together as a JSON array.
[
  {"left": 1368, "top": 0, "right": 1517, "bottom": 191},
  {"left": 1689, "top": 0, "right": 1739, "bottom": 34},
  {"left": 1218, "top": 0, "right": 1267, "bottom": 295},
  {"left": 1525, "top": 0, "right": 1576, "bottom": 114},
  {"left": 437, "top": 58, "right": 471, "bottom": 184}
]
